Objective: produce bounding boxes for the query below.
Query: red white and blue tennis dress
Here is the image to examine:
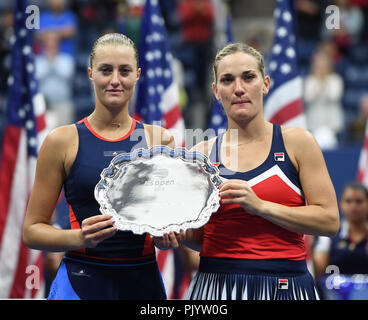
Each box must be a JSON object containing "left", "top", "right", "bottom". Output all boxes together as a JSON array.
[
  {"left": 186, "top": 124, "right": 319, "bottom": 300},
  {"left": 48, "top": 118, "right": 166, "bottom": 300}
]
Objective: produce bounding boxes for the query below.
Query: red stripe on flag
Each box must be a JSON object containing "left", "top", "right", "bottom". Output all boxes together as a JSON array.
[
  {"left": 36, "top": 113, "right": 46, "bottom": 132},
  {"left": 156, "top": 249, "right": 169, "bottom": 271},
  {"left": 164, "top": 104, "right": 181, "bottom": 129},
  {"left": 0, "top": 126, "right": 22, "bottom": 247},
  {"left": 357, "top": 170, "right": 363, "bottom": 183},
  {"left": 269, "top": 99, "right": 303, "bottom": 125},
  {"left": 177, "top": 272, "right": 190, "bottom": 299}
]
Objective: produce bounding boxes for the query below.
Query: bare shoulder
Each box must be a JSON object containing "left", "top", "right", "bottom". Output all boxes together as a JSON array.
[
  {"left": 41, "top": 124, "right": 78, "bottom": 151},
  {"left": 281, "top": 126, "right": 322, "bottom": 170},
  {"left": 191, "top": 137, "right": 217, "bottom": 157},
  {"left": 38, "top": 124, "right": 78, "bottom": 176},
  {"left": 281, "top": 125, "right": 314, "bottom": 142},
  {"left": 37, "top": 124, "right": 78, "bottom": 177},
  {"left": 143, "top": 123, "right": 175, "bottom": 148}
]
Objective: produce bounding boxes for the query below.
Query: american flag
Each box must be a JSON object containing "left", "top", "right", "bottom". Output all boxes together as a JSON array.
[
  {"left": 134, "top": 0, "right": 185, "bottom": 147},
  {"left": 133, "top": 0, "right": 189, "bottom": 299},
  {"left": 208, "top": 11, "right": 233, "bottom": 135},
  {"left": 156, "top": 247, "right": 191, "bottom": 300},
  {"left": 264, "top": 0, "right": 307, "bottom": 128},
  {"left": 357, "top": 121, "right": 368, "bottom": 186},
  {"left": 0, "top": 0, "right": 47, "bottom": 298}
]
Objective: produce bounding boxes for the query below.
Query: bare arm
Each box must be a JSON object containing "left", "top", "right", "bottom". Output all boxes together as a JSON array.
[
  {"left": 312, "top": 236, "right": 331, "bottom": 281},
  {"left": 182, "top": 228, "right": 204, "bottom": 252},
  {"left": 23, "top": 126, "right": 117, "bottom": 252},
  {"left": 313, "top": 251, "right": 330, "bottom": 280},
  {"left": 220, "top": 127, "right": 339, "bottom": 237}
]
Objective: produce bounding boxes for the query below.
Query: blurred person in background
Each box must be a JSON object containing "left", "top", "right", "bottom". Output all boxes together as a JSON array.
[
  {"left": 347, "top": 93, "right": 368, "bottom": 143},
  {"left": 35, "top": 31, "right": 75, "bottom": 129},
  {"left": 35, "top": 0, "right": 77, "bottom": 57},
  {"left": 116, "top": 0, "right": 143, "bottom": 49},
  {"left": 322, "top": 0, "right": 364, "bottom": 55},
  {"left": 295, "top": 0, "right": 329, "bottom": 75},
  {"left": 316, "top": 39, "right": 344, "bottom": 72},
  {"left": 313, "top": 182, "right": 368, "bottom": 298},
  {"left": 34, "top": 0, "right": 78, "bottom": 129},
  {"left": 304, "top": 50, "right": 344, "bottom": 149},
  {"left": 177, "top": 0, "right": 215, "bottom": 128},
  {"left": 350, "top": 0, "right": 368, "bottom": 41}
]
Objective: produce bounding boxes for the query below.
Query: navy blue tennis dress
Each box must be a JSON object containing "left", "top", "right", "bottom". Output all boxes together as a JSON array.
[{"left": 47, "top": 118, "right": 166, "bottom": 300}]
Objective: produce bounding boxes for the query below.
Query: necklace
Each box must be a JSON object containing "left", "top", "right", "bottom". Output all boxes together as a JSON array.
[{"left": 89, "top": 115, "right": 121, "bottom": 128}]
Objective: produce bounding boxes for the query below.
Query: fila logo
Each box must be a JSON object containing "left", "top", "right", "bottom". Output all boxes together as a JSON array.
[
  {"left": 278, "top": 279, "right": 289, "bottom": 290},
  {"left": 274, "top": 152, "right": 285, "bottom": 162}
]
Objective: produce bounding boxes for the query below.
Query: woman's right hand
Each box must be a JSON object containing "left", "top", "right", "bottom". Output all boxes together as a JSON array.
[{"left": 78, "top": 214, "right": 118, "bottom": 248}]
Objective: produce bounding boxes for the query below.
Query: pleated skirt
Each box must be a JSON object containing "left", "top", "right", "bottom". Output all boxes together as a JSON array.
[{"left": 186, "top": 257, "right": 319, "bottom": 300}]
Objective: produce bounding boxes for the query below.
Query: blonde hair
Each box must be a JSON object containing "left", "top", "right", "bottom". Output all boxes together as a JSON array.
[
  {"left": 213, "top": 43, "right": 265, "bottom": 83},
  {"left": 89, "top": 33, "right": 139, "bottom": 68}
]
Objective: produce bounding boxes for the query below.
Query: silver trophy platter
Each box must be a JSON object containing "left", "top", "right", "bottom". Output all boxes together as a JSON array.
[{"left": 94, "top": 146, "right": 222, "bottom": 236}]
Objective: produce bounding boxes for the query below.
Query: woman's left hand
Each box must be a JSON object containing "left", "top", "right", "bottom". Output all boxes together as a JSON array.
[
  {"left": 219, "top": 179, "right": 263, "bottom": 214},
  {"left": 153, "top": 230, "right": 186, "bottom": 250}
]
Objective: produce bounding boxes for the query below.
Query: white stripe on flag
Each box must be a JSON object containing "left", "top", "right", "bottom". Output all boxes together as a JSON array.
[
  {"left": 33, "top": 93, "right": 46, "bottom": 117},
  {"left": 264, "top": 77, "right": 303, "bottom": 120},
  {"left": 28, "top": 153, "right": 37, "bottom": 194},
  {"left": 161, "top": 82, "right": 179, "bottom": 114},
  {"left": 160, "top": 249, "right": 175, "bottom": 299}
]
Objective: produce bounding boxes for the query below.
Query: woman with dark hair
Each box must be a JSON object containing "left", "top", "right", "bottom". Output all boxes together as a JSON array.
[{"left": 313, "top": 182, "right": 368, "bottom": 289}]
